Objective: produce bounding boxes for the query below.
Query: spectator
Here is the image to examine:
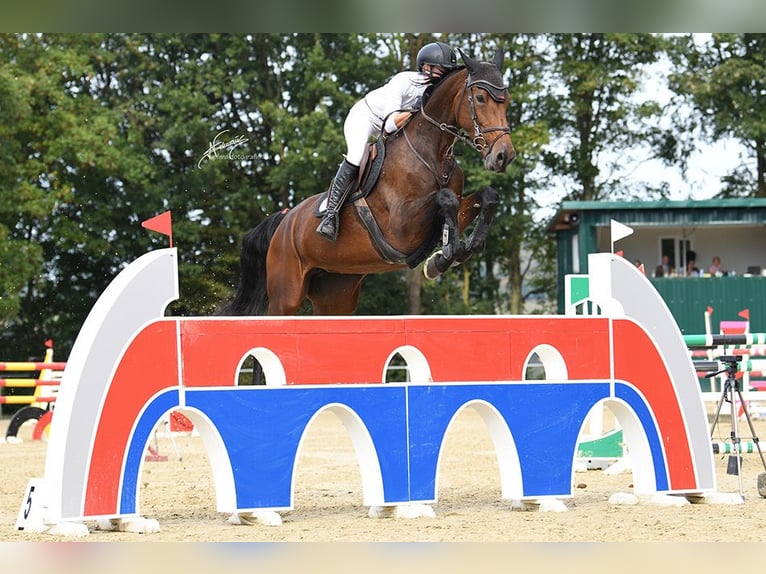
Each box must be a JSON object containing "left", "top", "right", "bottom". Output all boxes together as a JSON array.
[
  {"left": 708, "top": 255, "right": 725, "bottom": 276},
  {"left": 685, "top": 251, "right": 700, "bottom": 277},
  {"left": 654, "top": 254, "right": 674, "bottom": 277}
]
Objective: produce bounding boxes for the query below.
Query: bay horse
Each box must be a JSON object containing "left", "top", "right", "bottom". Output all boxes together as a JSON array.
[{"left": 222, "top": 49, "right": 515, "bottom": 316}]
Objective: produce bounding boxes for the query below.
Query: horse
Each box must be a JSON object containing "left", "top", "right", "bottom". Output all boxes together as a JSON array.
[{"left": 222, "top": 49, "right": 515, "bottom": 317}]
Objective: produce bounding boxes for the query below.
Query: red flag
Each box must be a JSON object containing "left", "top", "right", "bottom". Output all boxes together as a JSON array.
[
  {"left": 44, "top": 339, "right": 53, "bottom": 348},
  {"left": 706, "top": 306, "right": 713, "bottom": 315},
  {"left": 141, "top": 211, "right": 173, "bottom": 247},
  {"left": 739, "top": 309, "right": 750, "bottom": 321}
]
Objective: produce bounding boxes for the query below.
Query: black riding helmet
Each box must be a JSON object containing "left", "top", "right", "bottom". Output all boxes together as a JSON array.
[{"left": 416, "top": 41, "right": 458, "bottom": 72}]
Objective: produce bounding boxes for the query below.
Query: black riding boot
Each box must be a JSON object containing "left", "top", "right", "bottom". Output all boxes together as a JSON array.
[{"left": 316, "top": 159, "right": 359, "bottom": 241}]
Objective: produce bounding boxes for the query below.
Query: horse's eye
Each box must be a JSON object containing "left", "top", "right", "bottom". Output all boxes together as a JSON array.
[{"left": 476, "top": 93, "right": 487, "bottom": 104}]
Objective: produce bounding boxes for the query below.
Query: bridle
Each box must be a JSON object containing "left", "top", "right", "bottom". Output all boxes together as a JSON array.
[
  {"left": 421, "top": 70, "right": 510, "bottom": 154},
  {"left": 405, "top": 68, "right": 510, "bottom": 185}
]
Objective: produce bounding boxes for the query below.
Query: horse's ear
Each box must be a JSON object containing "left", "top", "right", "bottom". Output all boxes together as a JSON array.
[
  {"left": 458, "top": 48, "right": 479, "bottom": 74},
  {"left": 493, "top": 48, "right": 504, "bottom": 71}
]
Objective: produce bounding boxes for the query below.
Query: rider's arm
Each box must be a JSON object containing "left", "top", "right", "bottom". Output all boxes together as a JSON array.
[{"left": 385, "top": 111, "right": 413, "bottom": 133}]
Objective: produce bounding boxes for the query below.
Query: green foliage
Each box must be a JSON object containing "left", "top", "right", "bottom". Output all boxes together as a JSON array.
[
  {"left": 0, "top": 33, "right": 743, "bottom": 361},
  {"left": 355, "top": 272, "right": 410, "bottom": 315},
  {"left": 667, "top": 33, "right": 766, "bottom": 197},
  {"left": 542, "top": 33, "right": 667, "bottom": 201}
]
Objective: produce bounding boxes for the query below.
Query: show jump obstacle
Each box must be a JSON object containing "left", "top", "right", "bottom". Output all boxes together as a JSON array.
[{"left": 18, "top": 248, "right": 720, "bottom": 535}]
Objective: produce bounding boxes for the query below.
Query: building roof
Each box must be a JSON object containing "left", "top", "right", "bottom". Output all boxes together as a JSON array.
[{"left": 549, "top": 198, "right": 766, "bottom": 233}]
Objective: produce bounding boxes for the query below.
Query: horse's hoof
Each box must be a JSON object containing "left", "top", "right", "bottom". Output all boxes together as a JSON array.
[
  {"left": 228, "top": 511, "right": 282, "bottom": 526},
  {"left": 423, "top": 255, "right": 442, "bottom": 280}
]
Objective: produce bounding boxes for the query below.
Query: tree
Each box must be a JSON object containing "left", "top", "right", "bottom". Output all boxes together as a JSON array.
[
  {"left": 0, "top": 37, "right": 44, "bottom": 328},
  {"left": 0, "top": 33, "right": 689, "bottom": 361},
  {"left": 0, "top": 33, "right": 432, "bottom": 358},
  {"left": 667, "top": 33, "right": 766, "bottom": 197},
  {"left": 0, "top": 33, "right": 143, "bottom": 357},
  {"left": 543, "top": 33, "right": 667, "bottom": 202}
]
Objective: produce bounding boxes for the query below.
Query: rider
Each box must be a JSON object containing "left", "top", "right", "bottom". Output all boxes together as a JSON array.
[{"left": 316, "top": 41, "right": 459, "bottom": 241}]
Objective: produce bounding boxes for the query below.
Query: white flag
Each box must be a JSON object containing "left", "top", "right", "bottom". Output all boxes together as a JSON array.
[{"left": 610, "top": 219, "right": 634, "bottom": 243}]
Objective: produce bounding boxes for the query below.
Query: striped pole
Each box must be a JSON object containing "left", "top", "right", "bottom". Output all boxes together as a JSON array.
[
  {"left": 0, "top": 362, "right": 67, "bottom": 371},
  {"left": 733, "top": 347, "right": 766, "bottom": 356},
  {"left": 712, "top": 442, "right": 762, "bottom": 454},
  {"left": 0, "top": 379, "right": 61, "bottom": 388},
  {"left": 0, "top": 395, "right": 57, "bottom": 405},
  {"left": 684, "top": 333, "right": 766, "bottom": 348}
]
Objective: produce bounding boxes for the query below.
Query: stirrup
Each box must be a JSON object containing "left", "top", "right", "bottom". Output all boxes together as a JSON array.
[{"left": 317, "top": 214, "right": 339, "bottom": 241}]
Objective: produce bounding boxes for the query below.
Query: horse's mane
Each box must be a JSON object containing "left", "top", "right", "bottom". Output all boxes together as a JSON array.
[
  {"left": 421, "top": 65, "right": 466, "bottom": 108},
  {"left": 421, "top": 59, "right": 505, "bottom": 109}
]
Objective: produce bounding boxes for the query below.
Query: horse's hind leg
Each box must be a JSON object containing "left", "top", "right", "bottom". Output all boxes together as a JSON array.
[
  {"left": 308, "top": 273, "right": 364, "bottom": 315},
  {"left": 264, "top": 235, "right": 310, "bottom": 316}
]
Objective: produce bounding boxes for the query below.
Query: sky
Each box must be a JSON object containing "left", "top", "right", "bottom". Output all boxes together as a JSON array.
[
  {"left": 629, "top": 41, "right": 748, "bottom": 201},
  {"left": 534, "top": 35, "right": 752, "bottom": 221},
  {"left": 633, "top": 138, "right": 746, "bottom": 201}
]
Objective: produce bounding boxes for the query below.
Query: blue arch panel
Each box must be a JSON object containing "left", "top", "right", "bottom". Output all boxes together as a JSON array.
[
  {"left": 117, "top": 381, "right": 674, "bottom": 514},
  {"left": 183, "top": 385, "right": 410, "bottom": 508},
  {"left": 407, "top": 382, "right": 611, "bottom": 499}
]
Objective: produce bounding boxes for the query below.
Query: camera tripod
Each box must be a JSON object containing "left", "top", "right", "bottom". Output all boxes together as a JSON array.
[{"left": 708, "top": 355, "right": 766, "bottom": 498}]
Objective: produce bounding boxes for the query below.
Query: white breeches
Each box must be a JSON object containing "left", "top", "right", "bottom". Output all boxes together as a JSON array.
[{"left": 343, "top": 100, "right": 382, "bottom": 166}]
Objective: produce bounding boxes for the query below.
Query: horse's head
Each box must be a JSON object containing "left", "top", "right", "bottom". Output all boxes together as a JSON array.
[{"left": 455, "top": 49, "right": 516, "bottom": 173}]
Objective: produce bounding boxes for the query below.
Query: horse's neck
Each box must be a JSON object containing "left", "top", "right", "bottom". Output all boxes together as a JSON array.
[{"left": 415, "top": 74, "right": 465, "bottom": 157}]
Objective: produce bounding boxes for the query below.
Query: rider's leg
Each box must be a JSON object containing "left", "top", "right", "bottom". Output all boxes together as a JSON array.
[
  {"left": 316, "top": 102, "right": 371, "bottom": 241},
  {"left": 316, "top": 158, "right": 359, "bottom": 241}
]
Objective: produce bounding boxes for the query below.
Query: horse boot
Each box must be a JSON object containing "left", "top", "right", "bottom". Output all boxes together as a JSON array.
[{"left": 316, "top": 159, "right": 359, "bottom": 241}]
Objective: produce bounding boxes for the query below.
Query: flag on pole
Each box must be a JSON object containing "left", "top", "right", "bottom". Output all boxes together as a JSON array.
[
  {"left": 610, "top": 219, "right": 634, "bottom": 254},
  {"left": 141, "top": 211, "right": 173, "bottom": 247},
  {"left": 610, "top": 219, "right": 634, "bottom": 243},
  {"left": 739, "top": 309, "right": 750, "bottom": 321}
]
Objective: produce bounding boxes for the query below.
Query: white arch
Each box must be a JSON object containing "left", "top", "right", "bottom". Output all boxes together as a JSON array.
[
  {"left": 523, "top": 344, "right": 568, "bottom": 381},
  {"left": 600, "top": 397, "right": 657, "bottom": 494},
  {"left": 382, "top": 345, "right": 432, "bottom": 383},
  {"left": 235, "top": 347, "right": 286, "bottom": 386},
  {"left": 168, "top": 407, "right": 237, "bottom": 512},
  {"left": 293, "top": 403, "right": 385, "bottom": 507},
  {"left": 436, "top": 400, "right": 523, "bottom": 500}
]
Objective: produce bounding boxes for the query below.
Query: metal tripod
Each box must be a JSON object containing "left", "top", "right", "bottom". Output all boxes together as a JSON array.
[{"left": 708, "top": 355, "right": 766, "bottom": 498}]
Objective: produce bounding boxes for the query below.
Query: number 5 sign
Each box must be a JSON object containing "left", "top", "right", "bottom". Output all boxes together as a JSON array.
[{"left": 16, "top": 478, "right": 46, "bottom": 531}]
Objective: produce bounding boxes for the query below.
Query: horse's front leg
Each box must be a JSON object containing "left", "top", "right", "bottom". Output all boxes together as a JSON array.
[
  {"left": 454, "top": 186, "right": 500, "bottom": 264},
  {"left": 423, "top": 188, "right": 460, "bottom": 280}
]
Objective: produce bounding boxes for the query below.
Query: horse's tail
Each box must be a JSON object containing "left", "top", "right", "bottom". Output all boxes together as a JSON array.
[{"left": 219, "top": 210, "right": 287, "bottom": 316}]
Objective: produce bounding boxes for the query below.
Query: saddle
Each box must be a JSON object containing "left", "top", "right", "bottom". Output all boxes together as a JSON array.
[
  {"left": 315, "top": 125, "right": 441, "bottom": 268},
  {"left": 315, "top": 137, "right": 386, "bottom": 215}
]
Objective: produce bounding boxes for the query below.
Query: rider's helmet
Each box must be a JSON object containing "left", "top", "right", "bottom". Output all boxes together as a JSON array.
[{"left": 416, "top": 42, "right": 458, "bottom": 73}]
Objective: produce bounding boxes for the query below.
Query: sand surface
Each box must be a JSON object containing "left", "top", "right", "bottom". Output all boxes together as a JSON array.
[{"left": 3, "top": 406, "right": 766, "bottom": 543}]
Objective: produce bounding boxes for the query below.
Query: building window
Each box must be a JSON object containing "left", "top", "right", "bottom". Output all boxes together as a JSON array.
[{"left": 659, "top": 237, "right": 691, "bottom": 275}]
